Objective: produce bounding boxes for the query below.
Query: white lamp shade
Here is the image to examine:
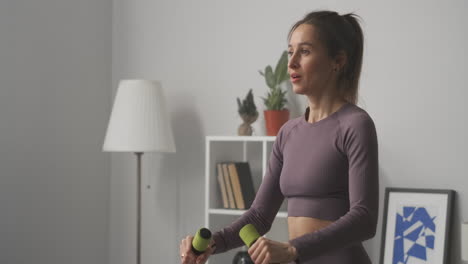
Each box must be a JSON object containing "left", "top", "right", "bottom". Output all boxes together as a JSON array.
[
  {"left": 102, "top": 80, "right": 176, "bottom": 153},
  {"left": 463, "top": 222, "right": 468, "bottom": 261}
]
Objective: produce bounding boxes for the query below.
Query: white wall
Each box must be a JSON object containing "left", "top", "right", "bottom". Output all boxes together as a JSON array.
[{"left": 0, "top": 0, "right": 112, "bottom": 263}]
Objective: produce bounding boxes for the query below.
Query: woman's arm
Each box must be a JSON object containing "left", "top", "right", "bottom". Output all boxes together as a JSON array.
[{"left": 288, "top": 116, "right": 379, "bottom": 262}]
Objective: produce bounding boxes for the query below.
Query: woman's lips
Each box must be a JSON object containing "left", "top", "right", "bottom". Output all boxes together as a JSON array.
[
  {"left": 291, "top": 76, "right": 301, "bottom": 83},
  {"left": 290, "top": 73, "right": 301, "bottom": 83}
]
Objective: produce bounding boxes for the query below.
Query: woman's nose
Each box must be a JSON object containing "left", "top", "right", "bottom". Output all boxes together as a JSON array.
[
  {"left": 288, "top": 53, "right": 299, "bottom": 69},
  {"left": 288, "top": 58, "right": 298, "bottom": 69}
]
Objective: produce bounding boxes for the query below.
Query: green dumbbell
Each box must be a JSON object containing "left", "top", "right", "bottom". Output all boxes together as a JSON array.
[
  {"left": 239, "top": 224, "right": 260, "bottom": 248},
  {"left": 192, "top": 227, "right": 212, "bottom": 255}
]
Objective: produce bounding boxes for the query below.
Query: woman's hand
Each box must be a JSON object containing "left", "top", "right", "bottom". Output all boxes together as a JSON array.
[
  {"left": 179, "top": 235, "right": 215, "bottom": 264},
  {"left": 247, "top": 237, "right": 298, "bottom": 264}
]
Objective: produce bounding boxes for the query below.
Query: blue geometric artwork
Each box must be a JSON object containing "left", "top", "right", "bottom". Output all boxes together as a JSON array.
[{"left": 393, "top": 206, "right": 436, "bottom": 264}]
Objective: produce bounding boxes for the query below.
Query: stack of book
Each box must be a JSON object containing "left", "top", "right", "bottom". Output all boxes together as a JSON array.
[{"left": 216, "top": 162, "right": 256, "bottom": 210}]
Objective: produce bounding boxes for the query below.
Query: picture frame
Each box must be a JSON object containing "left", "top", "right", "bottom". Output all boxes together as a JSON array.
[{"left": 379, "top": 188, "right": 455, "bottom": 264}]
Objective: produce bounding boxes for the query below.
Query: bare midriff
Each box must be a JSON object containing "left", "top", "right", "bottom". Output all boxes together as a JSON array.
[{"left": 288, "top": 216, "right": 333, "bottom": 240}]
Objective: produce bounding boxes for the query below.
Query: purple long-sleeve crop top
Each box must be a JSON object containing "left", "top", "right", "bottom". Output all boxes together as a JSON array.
[{"left": 211, "top": 102, "right": 379, "bottom": 263}]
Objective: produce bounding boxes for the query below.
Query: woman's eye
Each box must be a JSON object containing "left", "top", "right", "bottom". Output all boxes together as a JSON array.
[{"left": 287, "top": 50, "right": 309, "bottom": 56}]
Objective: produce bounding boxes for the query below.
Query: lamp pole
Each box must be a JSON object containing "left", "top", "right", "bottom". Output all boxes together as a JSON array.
[{"left": 136, "top": 152, "right": 143, "bottom": 264}]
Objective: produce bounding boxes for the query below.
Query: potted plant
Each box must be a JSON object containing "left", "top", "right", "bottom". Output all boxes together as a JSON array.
[
  {"left": 259, "top": 50, "right": 290, "bottom": 136},
  {"left": 237, "top": 89, "right": 258, "bottom": 136}
]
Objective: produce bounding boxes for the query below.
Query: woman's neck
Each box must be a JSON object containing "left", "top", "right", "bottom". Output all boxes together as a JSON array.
[{"left": 305, "top": 98, "right": 348, "bottom": 123}]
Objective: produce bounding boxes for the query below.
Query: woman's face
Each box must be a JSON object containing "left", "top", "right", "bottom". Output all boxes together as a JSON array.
[{"left": 287, "top": 24, "right": 337, "bottom": 96}]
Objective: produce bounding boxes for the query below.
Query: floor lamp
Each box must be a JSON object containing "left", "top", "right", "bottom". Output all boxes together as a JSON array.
[{"left": 102, "top": 80, "right": 176, "bottom": 264}]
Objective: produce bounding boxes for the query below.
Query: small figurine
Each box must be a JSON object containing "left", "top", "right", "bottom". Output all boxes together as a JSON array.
[{"left": 237, "top": 89, "right": 258, "bottom": 136}]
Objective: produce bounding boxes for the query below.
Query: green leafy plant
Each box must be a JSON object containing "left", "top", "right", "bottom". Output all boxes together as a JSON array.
[
  {"left": 259, "top": 50, "right": 290, "bottom": 110},
  {"left": 237, "top": 89, "right": 258, "bottom": 116}
]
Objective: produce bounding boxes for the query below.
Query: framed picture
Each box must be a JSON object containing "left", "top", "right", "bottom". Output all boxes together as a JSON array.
[{"left": 379, "top": 188, "right": 455, "bottom": 264}]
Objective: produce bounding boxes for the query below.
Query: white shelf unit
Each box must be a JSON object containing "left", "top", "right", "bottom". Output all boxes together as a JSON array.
[{"left": 205, "top": 136, "right": 289, "bottom": 264}]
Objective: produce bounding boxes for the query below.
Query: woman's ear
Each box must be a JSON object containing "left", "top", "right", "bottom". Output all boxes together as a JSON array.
[{"left": 334, "top": 50, "right": 347, "bottom": 70}]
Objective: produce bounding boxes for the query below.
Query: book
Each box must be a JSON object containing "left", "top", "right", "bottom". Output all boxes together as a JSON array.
[
  {"left": 227, "top": 163, "right": 245, "bottom": 209},
  {"left": 222, "top": 163, "right": 236, "bottom": 209},
  {"left": 233, "top": 162, "right": 256, "bottom": 209},
  {"left": 216, "top": 163, "right": 229, "bottom": 208}
]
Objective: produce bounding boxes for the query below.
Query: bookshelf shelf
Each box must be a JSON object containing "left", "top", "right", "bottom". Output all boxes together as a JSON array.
[{"left": 205, "top": 136, "right": 289, "bottom": 264}]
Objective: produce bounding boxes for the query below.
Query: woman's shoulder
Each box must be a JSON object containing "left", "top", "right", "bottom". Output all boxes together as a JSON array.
[
  {"left": 272, "top": 116, "right": 302, "bottom": 145},
  {"left": 338, "top": 103, "right": 377, "bottom": 132},
  {"left": 278, "top": 115, "right": 303, "bottom": 134}
]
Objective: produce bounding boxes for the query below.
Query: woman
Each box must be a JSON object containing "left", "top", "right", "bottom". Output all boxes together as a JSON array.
[{"left": 180, "top": 10, "right": 379, "bottom": 264}]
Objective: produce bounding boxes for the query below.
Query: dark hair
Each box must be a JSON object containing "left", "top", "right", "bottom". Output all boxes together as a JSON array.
[{"left": 287, "top": 10, "right": 364, "bottom": 104}]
